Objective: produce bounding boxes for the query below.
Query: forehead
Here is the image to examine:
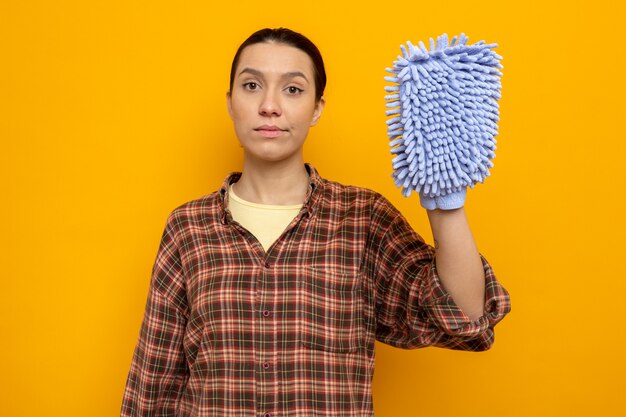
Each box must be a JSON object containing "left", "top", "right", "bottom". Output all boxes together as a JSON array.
[{"left": 235, "top": 42, "right": 315, "bottom": 78}]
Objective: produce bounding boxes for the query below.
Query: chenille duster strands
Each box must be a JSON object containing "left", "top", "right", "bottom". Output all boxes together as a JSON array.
[{"left": 385, "top": 33, "right": 503, "bottom": 199}]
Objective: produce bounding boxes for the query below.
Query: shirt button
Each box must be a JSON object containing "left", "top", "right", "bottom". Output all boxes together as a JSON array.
[
  {"left": 263, "top": 362, "right": 270, "bottom": 370},
  {"left": 264, "top": 261, "right": 271, "bottom": 268},
  {"left": 264, "top": 413, "right": 272, "bottom": 417},
  {"left": 262, "top": 310, "right": 271, "bottom": 317}
]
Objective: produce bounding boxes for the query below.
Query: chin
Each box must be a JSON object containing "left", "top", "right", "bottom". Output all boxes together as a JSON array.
[
  {"left": 246, "top": 148, "right": 302, "bottom": 164},
  {"left": 244, "top": 143, "right": 303, "bottom": 163}
]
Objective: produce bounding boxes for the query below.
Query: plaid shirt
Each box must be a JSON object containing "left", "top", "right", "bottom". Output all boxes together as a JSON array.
[{"left": 121, "top": 164, "right": 510, "bottom": 417}]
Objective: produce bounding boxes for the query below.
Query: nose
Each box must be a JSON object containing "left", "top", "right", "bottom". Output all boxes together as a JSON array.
[{"left": 259, "top": 90, "right": 282, "bottom": 117}]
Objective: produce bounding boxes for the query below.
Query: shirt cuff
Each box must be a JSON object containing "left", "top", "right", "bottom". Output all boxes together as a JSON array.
[{"left": 418, "top": 255, "right": 511, "bottom": 338}]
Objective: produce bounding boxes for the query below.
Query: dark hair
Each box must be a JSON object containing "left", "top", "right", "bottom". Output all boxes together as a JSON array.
[{"left": 229, "top": 28, "right": 326, "bottom": 102}]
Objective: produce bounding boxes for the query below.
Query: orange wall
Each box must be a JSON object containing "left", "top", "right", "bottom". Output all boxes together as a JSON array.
[{"left": 2, "top": 1, "right": 625, "bottom": 416}]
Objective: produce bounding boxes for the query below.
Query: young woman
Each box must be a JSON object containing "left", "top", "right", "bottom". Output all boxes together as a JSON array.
[{"left": 121, "top": 28, "right": 510, "bottom": 417}]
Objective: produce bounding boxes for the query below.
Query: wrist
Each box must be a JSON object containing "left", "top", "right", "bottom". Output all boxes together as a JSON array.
[{"left": 419, "top": 188, "right": 467, "bottom": 210}]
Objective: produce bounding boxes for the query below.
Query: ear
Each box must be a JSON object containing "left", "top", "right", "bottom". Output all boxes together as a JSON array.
[
  {"left": 226, "top": 91, "right": 233, "bottom": 120},
  {"left": 310, "top": 96, "right": 325, "bottom": 126}
]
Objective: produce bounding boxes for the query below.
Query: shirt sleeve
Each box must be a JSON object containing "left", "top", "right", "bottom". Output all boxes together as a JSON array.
[
  {"left": 121, "top": 212, "right": 189, "bottom": 416},
  {"left": 367, "top": 194, "right": 511, "bottom": 351}
]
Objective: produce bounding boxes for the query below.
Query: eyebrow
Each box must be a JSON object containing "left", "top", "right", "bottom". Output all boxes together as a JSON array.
[{"left": 238, "top": 67, "right": 309, "bottom": 83}]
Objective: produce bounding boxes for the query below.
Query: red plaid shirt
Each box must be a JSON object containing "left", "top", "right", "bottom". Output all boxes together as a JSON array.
[{"left": 121, "top": 164, "right": 510, "bottom": 417}]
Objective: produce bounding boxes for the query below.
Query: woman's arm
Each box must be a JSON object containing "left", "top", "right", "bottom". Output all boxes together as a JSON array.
[
  {"left": 121, "top": 214, "right": 189, "bottom": 416},
  {"left": 426, "top": 207, "right": 485, "bottom": 321}
]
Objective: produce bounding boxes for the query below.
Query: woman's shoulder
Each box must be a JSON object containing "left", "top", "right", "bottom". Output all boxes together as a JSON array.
[
  {"left": 165, "top": 191, "right": 224, "bottom": 226},
  {"left": 322, "top": 178, "right": 380, "bottom": 199},
  {"left": 319, "top": 177, "right": 399, "bottom": 214}
]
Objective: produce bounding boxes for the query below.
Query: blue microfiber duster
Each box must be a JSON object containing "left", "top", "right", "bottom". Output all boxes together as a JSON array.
[{"left": 384, "top": 33, "right": 503, "bottom": 210}]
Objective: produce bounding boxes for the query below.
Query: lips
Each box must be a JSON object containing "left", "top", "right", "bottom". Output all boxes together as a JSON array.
[{"left": 254, "top": 125, "right": 287, "bottom": 138}]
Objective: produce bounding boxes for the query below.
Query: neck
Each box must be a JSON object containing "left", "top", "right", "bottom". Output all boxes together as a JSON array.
[{"left": 234, "top": 157, "right": 309, "bottom": 205}]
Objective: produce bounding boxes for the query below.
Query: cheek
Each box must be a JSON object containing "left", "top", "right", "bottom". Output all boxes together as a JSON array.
[
  {"left": 231, "top": 106, "right": 252, "bottom": 126},
  {"left": 230, "top": 95, "right": 253, "bottom": 115},
  {"left": 291, "top": 104, "right": 317, "bottom": 123}
]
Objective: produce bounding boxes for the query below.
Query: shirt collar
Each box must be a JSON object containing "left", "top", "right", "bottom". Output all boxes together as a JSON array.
[{"left": 218, "top": 163, "right": 323, "bottom": 224}]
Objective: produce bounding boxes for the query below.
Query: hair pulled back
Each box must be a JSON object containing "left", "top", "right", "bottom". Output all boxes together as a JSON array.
[{"left": 229, "top": 28, "right": 326, "bottom": 102}]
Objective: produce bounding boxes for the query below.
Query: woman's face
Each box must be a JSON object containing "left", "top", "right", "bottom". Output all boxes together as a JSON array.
[{"left": 227, "top": 42, "right": 325, "bottom": 165}]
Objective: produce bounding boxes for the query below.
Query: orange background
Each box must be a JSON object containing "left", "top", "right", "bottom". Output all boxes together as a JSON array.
[{"left": 2, "top": 1, "right": 625, "bottom": 416}]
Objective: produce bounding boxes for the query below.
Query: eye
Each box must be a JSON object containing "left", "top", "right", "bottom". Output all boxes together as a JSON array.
[
  {"left": 243, "top": 82, "right": 259, "bottom": 91},
  {"left": 286, "top": 86, "right": 303, "bottom": 95}
]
